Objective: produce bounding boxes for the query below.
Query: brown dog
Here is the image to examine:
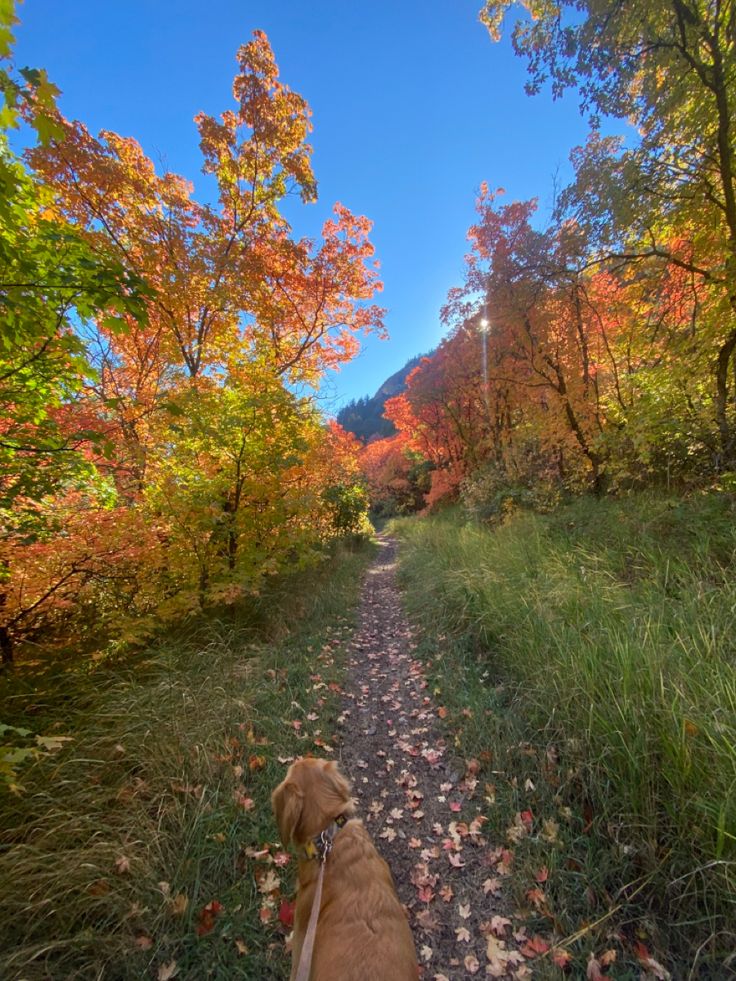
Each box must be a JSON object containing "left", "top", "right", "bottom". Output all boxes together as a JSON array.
[{"left": 271, "top": 757, "right": 418, "bottom": 981}]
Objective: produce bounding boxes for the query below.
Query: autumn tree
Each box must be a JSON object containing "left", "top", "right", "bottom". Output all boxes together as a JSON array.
[
  {"left": 481, "top": 0, "right": 736, "bottom": 467},
  {"left": 0, "top": 1, "right": 148, "bottom": 663},
  {"left": 1, "top": 25, "right": 382, "bottom": 661}
]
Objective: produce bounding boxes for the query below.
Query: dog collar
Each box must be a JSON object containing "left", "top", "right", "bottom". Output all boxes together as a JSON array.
[{"left": 303, "top": 813, "right": 349, "bottom": 861}]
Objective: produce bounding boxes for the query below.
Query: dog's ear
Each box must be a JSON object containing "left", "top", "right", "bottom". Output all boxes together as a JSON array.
[
  {"left": 321, "top": 760, "right": 355, "bottom": 813},
  {"left": 271, "top": 779, "right": 304, "bottom": 846}
]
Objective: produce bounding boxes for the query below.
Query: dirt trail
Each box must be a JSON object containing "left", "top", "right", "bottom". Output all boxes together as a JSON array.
[{"left": 336, "top": 537, "right": 530, "bottom": 980}]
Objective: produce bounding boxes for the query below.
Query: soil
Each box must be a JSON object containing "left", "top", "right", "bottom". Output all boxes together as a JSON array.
[{"left": 336, "top": 537, "right": 530, "bottom": 980}]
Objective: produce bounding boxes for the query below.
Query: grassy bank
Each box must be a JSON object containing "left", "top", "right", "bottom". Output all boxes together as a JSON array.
[
  {"left": 393, "top": 493, "right": 736, "bottom": 977},
  {"left": 0, "top": 538, "right": 374, "bottom": 980}
]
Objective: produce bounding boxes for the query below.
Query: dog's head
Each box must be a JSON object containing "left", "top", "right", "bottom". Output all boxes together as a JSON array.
[{"left": 271, "top": 757, "right": 355, "bottom": 848}]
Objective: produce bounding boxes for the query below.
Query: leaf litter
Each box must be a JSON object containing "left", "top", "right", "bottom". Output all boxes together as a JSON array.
[{"left": 335, "top": 537, "right": 535, "bottom": 979}]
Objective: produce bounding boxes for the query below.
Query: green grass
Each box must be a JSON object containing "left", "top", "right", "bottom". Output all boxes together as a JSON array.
[
  {"left": 392, "top": 493, "right": 736, "bottom": 977},
  {"left": 0, "top": 538, "right": 375, "bottom": 980}
]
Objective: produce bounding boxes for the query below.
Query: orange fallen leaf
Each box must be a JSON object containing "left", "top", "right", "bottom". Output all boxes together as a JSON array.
[
  {"left": 196, "top": 900, "right": 224, "bottom": 936},
  {"left": 552, "top": 948, "right": 573, "bottom": 970},
  {"left": 520, "top": 934, "right": 549, "bottom": 957}
]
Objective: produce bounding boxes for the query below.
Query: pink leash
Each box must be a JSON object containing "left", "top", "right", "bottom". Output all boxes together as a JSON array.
[{"left": 294, "top": 854, "right": 327, "bottom": 981}]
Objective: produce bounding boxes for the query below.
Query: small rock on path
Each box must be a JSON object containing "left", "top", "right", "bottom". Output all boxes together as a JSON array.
[{"left": 337, "top": 537, "right": 530, "bottom": 979}]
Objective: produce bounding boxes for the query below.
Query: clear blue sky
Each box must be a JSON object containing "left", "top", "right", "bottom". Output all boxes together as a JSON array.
[{"left": 14, "top": 0, "right": 593, "bottom": 410}]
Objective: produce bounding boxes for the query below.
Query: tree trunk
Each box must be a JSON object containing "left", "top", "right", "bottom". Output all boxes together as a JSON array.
[
  {"left": 0, "top": 625, "right": 12, "bottom": 666},
  {"left": 715, "top": 328, "right": 736, "bottom": 468}
]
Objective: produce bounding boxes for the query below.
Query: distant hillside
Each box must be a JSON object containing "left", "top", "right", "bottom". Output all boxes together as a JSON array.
[{"left": 337, "top": 353, "right": 431, "bottom": 443}]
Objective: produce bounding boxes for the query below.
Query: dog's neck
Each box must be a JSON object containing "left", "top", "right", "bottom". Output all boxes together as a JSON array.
[{"left": 300, "top": 812, "right": 350, "bottom": 862}]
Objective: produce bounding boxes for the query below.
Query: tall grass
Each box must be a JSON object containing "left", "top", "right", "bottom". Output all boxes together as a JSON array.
[
  {"left": 0, "top": 539, "right": 374, "bottom": 980},
  {"left": 394, "top": 494, "right": 736, "bottom": 973}
]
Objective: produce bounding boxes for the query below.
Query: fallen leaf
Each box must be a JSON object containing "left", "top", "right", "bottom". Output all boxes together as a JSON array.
[
  {"left": 483, "top": 877, "right": 501, "bottom": 896},
  {"left": 279, "top": 899, "right": 295, "bottom": 928},
  {"left": 157, "top": 961, "right": 178, "bottom": 980},
  {"left": 458, "top": 902, "right": 471, "bottom": 920},
  {"left": 485, "top": 935, "right": 509, "bottom": 975},
  {"left": 489, "top": 915, "right": 511, "bottom": 937},
  {"left": 464, "top": 953, "right": 480, "bottom": 974},
  {"left": 234, "top": 939, "right": 248, "bottom": 955},
  {"left": 456, "top": 926, "right": 471, "bottom": 942},
  {"left": 114, "top": 856, "right": 130, "bottom": 875},
  {"left": 586, "top": 953, "right": 608, "bottom": 980},
  {"left": 197, "top": 900, "right": 224, "bottom": 936},
  {"left": 135, "top": 934, "right": 153, "bottom": 950},
  {"left": 634, "top": 942, "right": 671, "bottom": 979},
  {"left": 520, "top": 934, "right": 549, "bottom": 957},
  {"left": 552, "top": 948, "right": 573, "bottom": 970},
  {"left": 169, "top": 893, "right": 188, "bottom": 917},
  {"left": 526, "top": 887, "right": 547, "bottom": 908}
]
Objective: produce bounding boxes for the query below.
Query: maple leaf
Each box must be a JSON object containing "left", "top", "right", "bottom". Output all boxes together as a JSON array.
[
  {"left": 526, "top": 886, "right": 547, "bottom": 908},
  {"left": 551, "top": 948, "right": 573, "bottom": 970},
  {"left": 234, "top": 939, "right": 248, "bottom": 955},
  {"left": 114, "top": 855, "right": 130, "bottom": 875},
  {"left": 157, "top": 961, "right": 178, "bottom": 980},
  {"left": 634, "top": 942, "right": 671, "bottom": 979},
  {"left": 485, "top": 935, "right": 509, "bottom": 976},
  {"left": 439, "top": 884, "right": 454, "bottom": 902},
  {"left": 483, "top": 877, "right": 502, "bottom": 896},
  {"left": 196, "top": 900, "right": 224, "bottom": 936},
  {"left": 541, "top": 818, "right": 560, "bottom": 843},
  {"left": 456, "top": 926, "right": 471, "bottom": 942},
  {"left": 169, "top": 893, "right": 188, "bottom": 917},
  {"left": 464, "top": 953, "right": 480, "bottom": 974},
  {"left": 520, "top": 935, "right": 549, "bottom": 958},
  {"left": 414, "top": 907, "right": 441, "bottom": 933},
  {"left": 535, "top": 866, "right": 549, "bottom": 883},
  {"left": 135, "top": 934, "right": 153, "bottom": 950},
  {"left": 489, "top": 915, "right": 511, "bottom": 937},
  {"left": 258, "top": 869, "right": 280, "bottom": 894},
  {"left": 279, "top": 899, "right": 295, "bottom": 928}
]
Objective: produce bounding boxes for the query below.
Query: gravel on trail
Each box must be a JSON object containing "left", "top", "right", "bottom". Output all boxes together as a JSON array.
[{"left": 336, "top": 537, "right": 531, "bottom": 980}]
